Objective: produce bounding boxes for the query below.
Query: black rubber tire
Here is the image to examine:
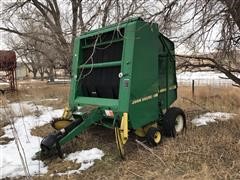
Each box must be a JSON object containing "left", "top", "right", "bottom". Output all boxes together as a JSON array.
[
  {"left": 162, "top": 107, "right": 186, "bottom": 137},
  {"left": 146, "top": 127, "right": 162, "bottom": 146}
]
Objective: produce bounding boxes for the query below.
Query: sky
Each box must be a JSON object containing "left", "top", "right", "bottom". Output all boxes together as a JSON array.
[{"left": 0, "top": 32, "right": 8, "bottom": 50}]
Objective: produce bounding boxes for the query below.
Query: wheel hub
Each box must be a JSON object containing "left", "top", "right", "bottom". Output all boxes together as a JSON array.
[
  {"left": 175, "top": 115, "right": 184, "bottom": 133},
  {"left": 154, "top": 131, "right": 161, "bottom": 143}
]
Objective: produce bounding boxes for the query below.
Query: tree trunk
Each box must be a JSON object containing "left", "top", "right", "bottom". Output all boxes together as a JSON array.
[
  {"left": 220, "top": 0, "right": 240, "bottom": 30},
  {"left": 48, "top": 67, "right": 54, "bottom": 82},
  {"left": 40, "top": 72, "right": 44, "bottom": 81},
  {"left": 33, "top": 69, "right": 37, "bottom": 79}
]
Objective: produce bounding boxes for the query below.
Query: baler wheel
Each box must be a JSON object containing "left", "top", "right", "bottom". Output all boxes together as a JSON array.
[
  {"left": 146, "top": 127, "right": 162, "bottom": 146},
  {"left": 115, "top": 127, "right": 125, "bottom": 159},
  {"left": 162, "top": 107, "right": 186, "bottom": 137}
]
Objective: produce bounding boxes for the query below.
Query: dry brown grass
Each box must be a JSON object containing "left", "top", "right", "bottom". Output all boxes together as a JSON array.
[
  {"left": 1, "top": 81, "right": 240, "bottom": 179},
  {"left": 175, "top": 86, "right": 240, "bottom": 114},
  {"left": 6, "top": 80, "right": 69, "bottom": 109},
  {"left": 32, "top": 117, "right": 240, "bottom": 180}
]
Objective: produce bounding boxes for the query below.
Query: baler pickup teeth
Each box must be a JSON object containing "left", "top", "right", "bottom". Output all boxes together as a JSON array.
[
  {"left": 41, "top": 118, "right": 83, "bottom": 155},
  {"left": 40, "top": 106, "right": 103, "bottom": 158}
]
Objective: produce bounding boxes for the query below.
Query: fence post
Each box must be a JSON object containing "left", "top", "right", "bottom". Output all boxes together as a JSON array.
[{"left": 192, "top": 80, "right": 195, "bottom": 98}]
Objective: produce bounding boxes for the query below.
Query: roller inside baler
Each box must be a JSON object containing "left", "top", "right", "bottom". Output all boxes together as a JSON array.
[{"left": 40, "top": 18, "right": 186, "bottom": 158}]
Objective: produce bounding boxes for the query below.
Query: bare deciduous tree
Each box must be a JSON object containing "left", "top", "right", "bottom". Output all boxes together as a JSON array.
[
  {"left": 0, "top": 0, "right": 239, "bottom": 85},
  {"left": 145, "top": 0, "right": 239, "bottom": 86}
]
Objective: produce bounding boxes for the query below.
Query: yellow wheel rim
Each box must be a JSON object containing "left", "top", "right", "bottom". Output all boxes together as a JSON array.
[{"left": 154, "top": 131, "right": 161, "bottom": 144}]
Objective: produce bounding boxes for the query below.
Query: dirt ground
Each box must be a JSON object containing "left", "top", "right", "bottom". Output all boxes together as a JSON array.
[{"left": 1, "top": 80, "right": 240, "bottom": 179}]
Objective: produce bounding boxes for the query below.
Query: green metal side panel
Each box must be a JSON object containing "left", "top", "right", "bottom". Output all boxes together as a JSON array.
[
  {"left": 127, "top": 22, "right": 160, "bottom": 129},
  {"left": 117, "top": 22, "right": 136, "bottom": 113},
  {"left": 74, "top": 97, "right": 118, "bottom": 109},
  {"left": 69, "top": 38, "right": 82, "bottom": 110},
  {"left": 158, "top": 34, "right": 177, "bottom": 109}
]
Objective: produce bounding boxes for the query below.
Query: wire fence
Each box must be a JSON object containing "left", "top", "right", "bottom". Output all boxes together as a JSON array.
[
  {"left": 177, "top": 71, "right": 239, "bottom": 87},
  {"left": 177, "top": 79, "right": 234, "bottom": 87}
]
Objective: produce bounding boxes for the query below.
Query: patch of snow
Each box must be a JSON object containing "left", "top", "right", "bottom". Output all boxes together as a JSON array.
[
  {"left": 192, "top": 112, "right": 236, "bottom": 126},
  {"left": 1, "top": 101, "right": 105, "bottom": 179},
  {"left": 30, "top": 79, "right": 40, "bottom": 82},
  {"left": 0, "top": 102, "right": 63, "bottom": 178},
  {"left": 40, "top": 98, "right": 59, "bottom": 101},
  {"left": 47, "top": 79, "right": 70, "bottom": 83},
  {"left": 0, "top": 82, "right": 9, "bottom": 85},
  {"left": 51, "top": 170, "right": 80, "bottom": 177},
  {"left": 53, "top": 79, "right": 70, "bottom": 82},
  {"left": 17, "top": 80, "right": 46, "bottom": 84},
  {"left": 51, "top": 148, "right": 104, "bottom": 176},
  {"left": 66, "top": 148, "right": 104, "bottom": 170}
]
